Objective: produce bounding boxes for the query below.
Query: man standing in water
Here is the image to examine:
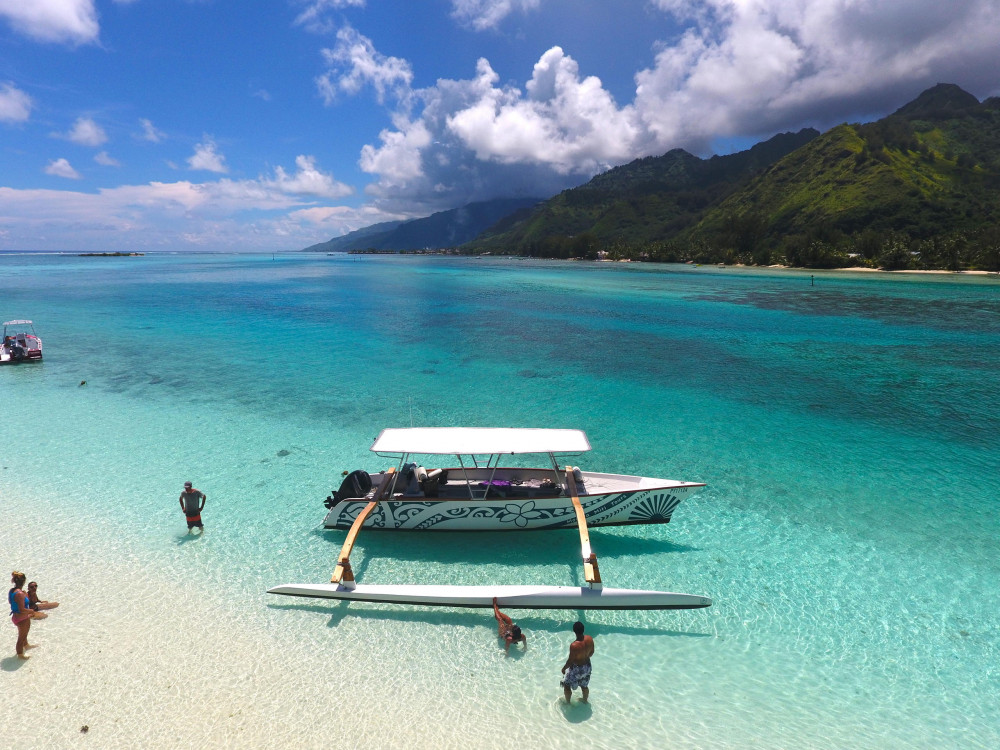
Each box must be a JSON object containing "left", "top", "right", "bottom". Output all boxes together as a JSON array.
[
  {"left": 179, "top": 481, "right": 206, "bottom": 532},
  {"left": 561, "top": 620, "right": 594, "bottom": 703}
]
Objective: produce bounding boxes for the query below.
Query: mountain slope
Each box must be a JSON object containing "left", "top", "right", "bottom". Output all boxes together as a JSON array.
[
  {"left": 302, "top": 198, "right": 542, "bottom": 252},
  {"left": 467, "top": 129, "right": 820, "bottom": 253},
  {"left": 687, "top": 84, "right": 1000, "bottom": 264}
]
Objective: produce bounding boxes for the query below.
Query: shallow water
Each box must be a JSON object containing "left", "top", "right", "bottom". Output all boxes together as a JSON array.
[{"left": 3, "top": 254, "right": 999, "bottom": 748}]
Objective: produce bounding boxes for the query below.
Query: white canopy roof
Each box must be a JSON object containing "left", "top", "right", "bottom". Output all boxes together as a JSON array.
[
  {"left": 3, "top": 320, "right": 33, "bottom": 326},
  {"left": 371, "top": 428, "right": 591, "bottom": 456}
]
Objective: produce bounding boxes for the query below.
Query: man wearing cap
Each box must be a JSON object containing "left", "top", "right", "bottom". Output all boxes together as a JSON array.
[{"left": 179, "top": 481, "right": 207, "bottom": 532}]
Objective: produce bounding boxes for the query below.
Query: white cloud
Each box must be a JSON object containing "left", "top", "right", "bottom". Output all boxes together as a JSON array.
[
  {"left": 0, "top": 174, "right": 393, "bottom": 252},
  {"left": 450, "top": 0, "right": 540, "bottom": 31},
  {"left": 94, "top": 151, "right": 120, "bottom": 166},
  {"left": 446, "top": 49, "right": 642, "bottom": 174},
  {"left": 261, "top": 155, "right": 353, "bottom": 199},
  {"left": 359, "top": 119, "right": 432, "bottom": 185},
  {"left": 316, "top": 25, "right": 413, "bottom": 105},
  {"left": 0, "top": 81, "right": 32, "bottom": 123},
  {"left": 294, "top": 0, "right": 366, "bottom": 34},
  {"left": 634, "top": 0, "right": 1000, "bottom": 150},
  {"left": 44, "top": 158, "right": 82, "bottom": 179},
  {"left": 187, "top": 137, "right": 228, "bottom": 173},
  {"left": 138, "top": 118, "right": 165, "bottom": 143},
  {"left": 336, "top": 1, "right": 1000, "bottom": 217},
  {"left": 0, "top": 0, "right": 100, "bottom": 45},
  {"left": 63, "top": 116, "right": 108, "bottom": 147}
]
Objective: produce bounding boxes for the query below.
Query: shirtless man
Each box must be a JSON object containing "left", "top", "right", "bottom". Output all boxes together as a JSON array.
[
  {"left": 560, "top": 620, "right": 595, "bottom": 703},
  {"left": 492, "top": 598, "right": 527, "bottom": 655},
  {"left": 179, "top": 481, "right": 206, "bottom": 532}
]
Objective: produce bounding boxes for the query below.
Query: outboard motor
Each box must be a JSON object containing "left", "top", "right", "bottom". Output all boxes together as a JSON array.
[{"left": 324, "top": 469, "right": 372, "bottom": 509}]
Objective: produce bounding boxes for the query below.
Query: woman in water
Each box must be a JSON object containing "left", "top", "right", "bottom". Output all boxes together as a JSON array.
[
  {"left": 9, "top": 571, "right": 40, "bottom": 659},
  {"left": 493, "top": 598, "right": 527, "bottom": 655}
]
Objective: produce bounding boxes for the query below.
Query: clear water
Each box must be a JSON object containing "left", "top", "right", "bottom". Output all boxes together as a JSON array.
[{"left": 3, "top": 253, "right": 999, "bottom": 748}]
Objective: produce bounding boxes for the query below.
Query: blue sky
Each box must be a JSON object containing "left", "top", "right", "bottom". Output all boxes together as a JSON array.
[{"left": 2, "top": 0, "right": 999, "bottom": 252}]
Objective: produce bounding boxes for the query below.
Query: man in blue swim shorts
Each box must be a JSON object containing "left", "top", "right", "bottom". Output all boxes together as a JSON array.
[{"left": 560, "top": 620, "right": 594, "bottom": 703}]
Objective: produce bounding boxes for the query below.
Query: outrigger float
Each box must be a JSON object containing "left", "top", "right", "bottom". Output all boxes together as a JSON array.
[{"left": 268, "top": 428, "right": 712, "bottom": 611}]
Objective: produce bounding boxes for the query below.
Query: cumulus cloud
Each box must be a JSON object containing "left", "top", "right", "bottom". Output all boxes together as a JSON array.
[
  {"left": 138, "top": 118, "right": 165, "bottom": 143},
  {"left": 0, "top": 81, "right": 32, "bottom": 123},
  {"left": 316, "top": 25, "right": 413, "bottom": 105},
  {"left": 328, "top": 1, "right": 1000, "bottom": 216},
  {"left": 635, "top": 0, "right": 1000, "bottom": 151},
  {"left": 446, "top": 50, "right": 642, "bottom": 173},
  {"left": 450, "top": 0, "right": 540, "bottom": 31},
  {"left": 94, "top": 151, "right": 120, "bottom": 166},
  {"left": 261, "top": 155, "right": 353, "bottom": 199},
  {"left": 0, "top": 169, "right": 390, "bottom": 252},
  {"left": 295, "top": 0, "right": 366, "bottom": 34},
  {"left": 63, "top": 116, "right": 108, "bottom": 147},
  {"left": 187, "top": 137, "right": 228, "bottom": 173},
  {"left": 44, "top": 158, "right": 82, "bottom": 179},
  {"left": 0, "top": 0, "right": 100, "bottom": 45}
]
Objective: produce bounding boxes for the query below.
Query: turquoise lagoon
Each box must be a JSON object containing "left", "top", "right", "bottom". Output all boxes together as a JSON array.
[{"left": 2, "top": 253, "right": 998, "bottom": 748}]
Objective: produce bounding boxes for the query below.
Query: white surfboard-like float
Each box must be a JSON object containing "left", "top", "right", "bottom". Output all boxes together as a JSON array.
[
  {"left": 267, "top": 583, "right": 711, "bottom": 611},
  {"left": 269, "top": 444, "right": 713, "bottom": 612}
]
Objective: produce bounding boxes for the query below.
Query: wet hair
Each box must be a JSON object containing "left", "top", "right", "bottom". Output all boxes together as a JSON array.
[
  {"left": 573, "top": 621, "right": 585, "bottom": 638},
  {"left": 510, "top": 625, "right": 522, "bottom": 640},
  {"left": 11, "top": 571, "right": 26, "bottom": 587}
]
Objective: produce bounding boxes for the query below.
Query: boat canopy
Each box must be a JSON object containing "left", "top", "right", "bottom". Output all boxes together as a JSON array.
[
  {"left": 3, "top": 320, "right": 33, "bottom": 326},
  {"left": 371, "top": 428, "right": 591, "bottom": 456}
]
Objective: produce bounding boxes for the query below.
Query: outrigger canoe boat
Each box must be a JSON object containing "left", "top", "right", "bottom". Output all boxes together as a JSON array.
[
  {"left": 321, "top": 427, "right": 705, "bottom": 531},
  {"left": 268, "top": 428, "right": 712, "bottom": 611},
  {"left": 1, "top": 320, "right": 43, "bottom": 364}
]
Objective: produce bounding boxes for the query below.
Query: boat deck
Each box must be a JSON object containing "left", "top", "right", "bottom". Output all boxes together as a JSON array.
[{"left": 361, "top": 467, "right": 700, "bottom": 501}]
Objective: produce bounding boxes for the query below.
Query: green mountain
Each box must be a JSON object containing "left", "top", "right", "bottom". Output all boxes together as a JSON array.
[
  {"left": 465, "top": 84, "right": 1000, "bottom": 270},
  {"left": 302, "top": 220, "right": 404, "bottom": 253},
  {"left": 688, "top": 84, "right": 1000, "bottom": 268},
  {"left": 302, "top": 198, "right": 541, "bottom": 252},
  {"left": 467, "top": 129, "right": 819, "bottom": 256}
]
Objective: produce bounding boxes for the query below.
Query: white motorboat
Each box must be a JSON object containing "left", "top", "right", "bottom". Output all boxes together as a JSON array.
[
  {"left": 1, "top": 320, "right": 43, "bottom": 364},
  {"left": 322, "top": 427, "right": 705, "bottom": 532},
  {"left": 269, "top": 428, "right": 712, "bottom": 612}
]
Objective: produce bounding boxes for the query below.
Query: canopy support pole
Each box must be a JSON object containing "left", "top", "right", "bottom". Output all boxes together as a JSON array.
[
  {"left": 331, "top": 467, "right": 395, "bottom": 589},
  {"left": 566, "top": 466, "right": 602, "bottom": 590}
]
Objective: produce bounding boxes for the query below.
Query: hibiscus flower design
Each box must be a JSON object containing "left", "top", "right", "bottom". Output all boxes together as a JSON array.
[{"left": 497, "top": 501, "right": 544, "bottom": 527}]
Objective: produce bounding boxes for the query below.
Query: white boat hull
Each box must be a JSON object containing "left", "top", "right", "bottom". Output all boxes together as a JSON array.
[
  {"left": 267, "top": 583, "right": 712, "bottom": 610},
  {"left": 323, "top": 479, "right": 703, "bottom": 531}
]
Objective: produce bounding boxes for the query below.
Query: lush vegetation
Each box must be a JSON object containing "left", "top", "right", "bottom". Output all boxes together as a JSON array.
[{"left": 464, "top": 84, "right": 1000, "bottom": 271}]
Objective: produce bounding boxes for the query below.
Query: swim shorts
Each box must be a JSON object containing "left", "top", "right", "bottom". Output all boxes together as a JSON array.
[
  {"left": 561, "top": 662, "right": 592, "bottom": 690},
  {"left": 186, "top": 514, "right": 203, "bottom": 528}
]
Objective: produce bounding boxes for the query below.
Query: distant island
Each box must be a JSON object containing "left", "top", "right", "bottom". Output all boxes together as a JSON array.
[
  {"left": 306, "top": 84, "right": 1000, "bottom": 272},
  {"left": 78, "top": 252, "right": 145, "bottom": 257}
]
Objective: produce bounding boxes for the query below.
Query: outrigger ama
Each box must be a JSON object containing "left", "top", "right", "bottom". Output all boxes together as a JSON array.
[{"left": 268, "top": 428, "right": 712, "bottom": 611}]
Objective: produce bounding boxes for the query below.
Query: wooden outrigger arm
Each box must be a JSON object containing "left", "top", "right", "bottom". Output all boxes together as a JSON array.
[
  {"left": 331, "top": 467, "right": 395, "bottom": 589},
  {"left": 566, "top": 467, "right": 602, "bottom": 590}
]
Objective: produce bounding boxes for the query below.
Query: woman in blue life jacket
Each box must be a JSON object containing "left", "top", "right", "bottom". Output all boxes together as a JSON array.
[{"left": 9, "top": 571, "right": 41, "bottom": 659}]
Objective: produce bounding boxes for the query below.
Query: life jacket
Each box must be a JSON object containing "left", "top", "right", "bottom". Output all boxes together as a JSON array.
[{"left": 9, "top": 588, "right": 26, "bottom": 615}]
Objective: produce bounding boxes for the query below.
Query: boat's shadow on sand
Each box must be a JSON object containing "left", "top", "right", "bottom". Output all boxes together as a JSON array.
[{"left": 265, "top": 600, "right": 712, "bottom": 637}]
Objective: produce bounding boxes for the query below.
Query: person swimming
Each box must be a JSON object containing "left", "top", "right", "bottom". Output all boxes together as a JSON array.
[{"left": 493, "top": 597, "right": 527, "bottom": 655}]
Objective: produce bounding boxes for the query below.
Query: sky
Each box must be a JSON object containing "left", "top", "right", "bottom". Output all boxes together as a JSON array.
[{"left": 2, "top": 0, "right": 999, "bottom": 253}]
